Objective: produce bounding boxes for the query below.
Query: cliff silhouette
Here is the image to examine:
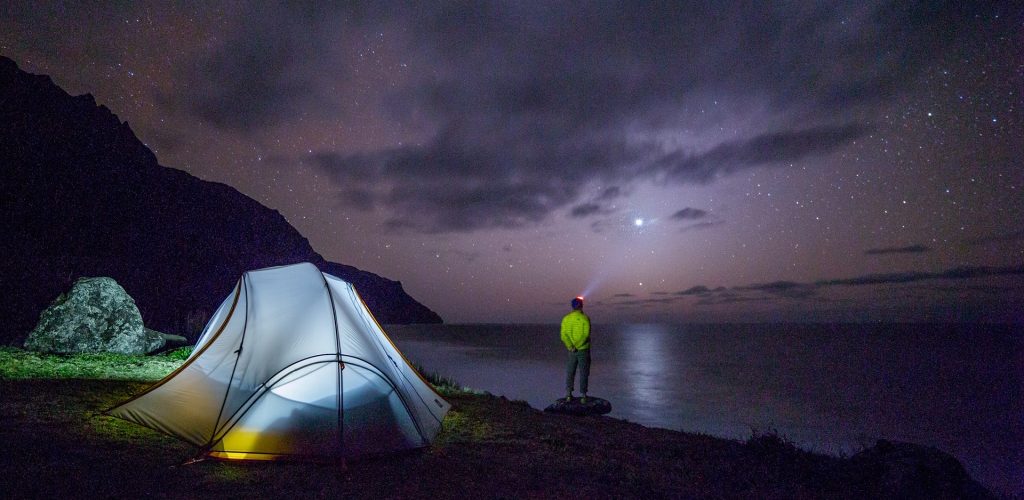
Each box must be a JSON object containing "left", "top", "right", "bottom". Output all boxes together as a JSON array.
[{"left": 0, "top": 56, "right": 441, "bottom": 344}]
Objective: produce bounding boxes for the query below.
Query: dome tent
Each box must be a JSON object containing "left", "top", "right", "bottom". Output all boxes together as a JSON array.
[{"left": 108, "top": 262, "right": 450, "bottom": 460}]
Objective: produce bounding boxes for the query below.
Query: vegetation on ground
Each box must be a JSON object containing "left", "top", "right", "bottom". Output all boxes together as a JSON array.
[{"left": 0, "top": 346, "right": 186, "bottom": 380}]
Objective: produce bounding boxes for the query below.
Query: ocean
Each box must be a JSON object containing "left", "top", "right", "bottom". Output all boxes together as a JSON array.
[{"left": 386, "top": 323, "right": 1022, "bottom": 497}]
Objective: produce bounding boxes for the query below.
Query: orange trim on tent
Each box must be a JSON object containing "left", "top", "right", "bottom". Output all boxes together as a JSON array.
[
  {"left": 105, "top": 279, "right": 244, "bottom": 412},
  {"left": 353, "top": 289, "right": 449, "bottom": 403}
]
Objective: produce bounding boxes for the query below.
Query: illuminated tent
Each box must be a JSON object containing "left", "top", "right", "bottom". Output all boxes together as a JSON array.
[{"left": 108, "top": 262, "right": 450, "bottom": 460}]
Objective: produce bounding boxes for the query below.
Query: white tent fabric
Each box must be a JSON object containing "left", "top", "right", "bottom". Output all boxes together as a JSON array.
[{"left": 109, "top": 262, "right": 450, "bottom": 460}]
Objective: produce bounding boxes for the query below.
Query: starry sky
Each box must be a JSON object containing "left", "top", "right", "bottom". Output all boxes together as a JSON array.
[{"left": 3, "top": 2, "right": 1022, "bottom": 323}]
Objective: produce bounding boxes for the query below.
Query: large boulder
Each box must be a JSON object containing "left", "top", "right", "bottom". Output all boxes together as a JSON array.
[{"left": 24, "top": 277, "right": 165, "bottom": 354}]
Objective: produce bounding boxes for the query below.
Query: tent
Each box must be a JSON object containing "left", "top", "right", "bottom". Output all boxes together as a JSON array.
[{"left": 108, "top": 262, "right": 450, "bottom": 460}]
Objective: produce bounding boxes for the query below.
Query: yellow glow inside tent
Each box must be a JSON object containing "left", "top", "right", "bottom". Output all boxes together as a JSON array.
[{"left": 210, "top": 428, "right": 284, "bottom": 460}]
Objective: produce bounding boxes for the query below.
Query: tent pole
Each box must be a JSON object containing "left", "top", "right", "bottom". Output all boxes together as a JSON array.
[{"left": 322, "top": 275, "right": 346, "bottom": 468}]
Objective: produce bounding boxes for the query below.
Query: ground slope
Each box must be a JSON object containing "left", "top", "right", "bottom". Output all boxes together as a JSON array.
[{"left": 0, "top": 375, "right": 993, "bottom": 499}]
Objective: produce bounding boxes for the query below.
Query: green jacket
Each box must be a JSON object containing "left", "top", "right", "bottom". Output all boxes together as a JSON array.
[{"left": 560, "top": 310, "right": 591, "bottom": 351}]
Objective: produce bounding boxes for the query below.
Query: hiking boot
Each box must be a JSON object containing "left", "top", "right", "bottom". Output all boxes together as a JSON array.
[
  {"left": 565, "top": 394, "right": 573, "bottom": 402},
  {"left": 580, "top": 395, "right": 588, "bottom": 404}
]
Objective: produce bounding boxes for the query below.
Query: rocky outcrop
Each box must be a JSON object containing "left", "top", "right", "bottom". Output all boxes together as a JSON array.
[
  {"left": 24, "top": 277, "right": 165, "bottom": 354},
  {"left": 0, "top": 56, "right": 441, "bottom": 345},
  {"left": 543, "top": 396, "right": 613, "bottom": 415},
  {"left": 846, "top": 440, "right": 993, "bottom": 498}
]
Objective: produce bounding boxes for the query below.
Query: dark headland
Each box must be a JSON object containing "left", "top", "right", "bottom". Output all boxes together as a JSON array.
[{"left": 0, "top": 55, "right": 441, "bottom": 346}]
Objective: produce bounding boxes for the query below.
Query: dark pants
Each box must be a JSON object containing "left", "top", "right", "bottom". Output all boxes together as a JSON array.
[{"left": 565, "top": 349, "right": 591, "bottom": 394}]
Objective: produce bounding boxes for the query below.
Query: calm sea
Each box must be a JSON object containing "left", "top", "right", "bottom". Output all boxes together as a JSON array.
[{"left": 386, "top": 323, "right": 1022, "bottom": 497}]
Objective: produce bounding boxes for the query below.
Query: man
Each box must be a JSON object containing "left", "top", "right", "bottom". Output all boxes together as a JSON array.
[{"left": 560, "top": 296, "right": 591, "bottom": 403}]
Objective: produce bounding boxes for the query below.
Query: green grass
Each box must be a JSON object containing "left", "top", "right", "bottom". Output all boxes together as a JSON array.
[
  {"left": 414, "top": 363, "right": 482, "bottom": 395},
  {"left": 1, "top": 347, "right": 469, "bottom": 395},
  {"left": 0, "top": 346, "right": 185, "bottom": 381}
]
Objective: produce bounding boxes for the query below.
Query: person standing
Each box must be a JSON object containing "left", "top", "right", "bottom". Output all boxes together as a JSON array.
[{"left": 561, "top": 296, "right": 591, "bottom": 403}]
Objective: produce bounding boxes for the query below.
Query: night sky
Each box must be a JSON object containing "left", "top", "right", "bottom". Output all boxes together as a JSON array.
[{"left": 3, "top": 2, "right": 1021, "bottom": 323}]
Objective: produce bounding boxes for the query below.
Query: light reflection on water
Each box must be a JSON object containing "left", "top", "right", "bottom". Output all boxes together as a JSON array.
[
  {"left": 613, "top": 324, "right": 675, "bottom": 423},
  {"left": 386, "top": 323, "right": 1021, "bottom": 496}
]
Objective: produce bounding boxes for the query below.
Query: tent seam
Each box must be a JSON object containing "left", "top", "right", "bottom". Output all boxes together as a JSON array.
[
  {"left": 103, "top": 279, "right": 244, "bottom": 414},
  {"left": 206, "top": 272, "right": 251, "bottom": 448}
]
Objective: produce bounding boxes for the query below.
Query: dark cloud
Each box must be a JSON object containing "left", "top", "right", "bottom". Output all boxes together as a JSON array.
[
  {"left": 694, "top": 293, "right": 771, "bottom": 306},
  {"left": 650, "top": 123, "right": 870, "bottom": 184},
  {"left": 775, "top": 265, "right": 1023, "bottom": 291},
  {"left": 597, "top": 186, "right": 623, "bottom": 200},
  {"left": 311, "top": 125, "right": 637, "bottom": 232},
  {"left": 676, "top": 285, "right": 714, "bottom": 296},
  {"left": 864, "top": 244, "right": 931, "bottom": 255},
  {"left": 148, "top": 1, "right": 1002, "bottom": 232},
  {"left": 298, "top": 2, "right": 985, "bottom": 232},
  {"left": 815, "top": 265, "right": 1024, "bottom": 287},
  {"left": 569, "top": 186, "right": 623, "bottom": 218},
  {"left": 668, "top": 264, "right": 1024, "bottom": 307},
  {"left": 681, "top": 221, "right": 723, "bottom": 232},
  {"left": 176, "top": 6, "right": 325, "bottom": 131},
  {"left": 570, "top": 203, "right": 607, "bottom": 218},
  {"left": 609, "top": 297, "right": 680, "bottom": 307},
  {"left": 670, "top": 207, "right": 709, "bottom": 220},
  {"left": 737, "top": 281, "right": 818, "bottom": 299}
]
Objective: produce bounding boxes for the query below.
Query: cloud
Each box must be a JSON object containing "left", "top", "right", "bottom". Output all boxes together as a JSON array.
[
  {"left": 570, "top": 203, "right": 609, "bottom": 218},
  {"left": 670, "top": 207, "right": 709, "bottom": 220},
  {"left": 663, "top": 264, "right": 1024, "bottom": 307},
  {"left": 813, "top": 265, "right": 1024, "bottom": 287},
  {"left": 676, "top": 285, "right": 714, "bottom": 296},
  {"left": 165, "top": 1, "right": 1000, "bottom": 232},
  {"left": 650, "top": 123, "right": 870, "bottom": 183},
  {"left": 864, "top": 244, "right": 931, "bottom": 255},
  {"left": 176, "top": 6, "right": 326, "bottom": 131},
  {"left": 608, "top": 296, "right": 680, "bottom": 307},
  {"left": 608, "top": 265, "right": 1024, "bottom": 311},
  {"left": 694, "top": 293, "right": 771, "bottom": 306},
  {"left": 737, "top": 281, "right": 818, "bottom": 299},
  {"left": 817, "top": 265, "right": 1024, "bottom": 288},
  {"left": 681, "top": 221, "right": 723, "bottom": 232},
  {"left": 597, "top": 186, "right": 623, "bottom": 200}
]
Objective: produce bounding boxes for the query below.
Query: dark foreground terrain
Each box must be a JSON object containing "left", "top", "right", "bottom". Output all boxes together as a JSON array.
[{"left": 0, "top": 376, "right": 993, "bottom": 498}]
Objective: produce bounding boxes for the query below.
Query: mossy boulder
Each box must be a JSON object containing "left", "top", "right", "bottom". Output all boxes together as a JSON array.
[{"left": 24, "top": 277, "right": 165, "bottom": 354}]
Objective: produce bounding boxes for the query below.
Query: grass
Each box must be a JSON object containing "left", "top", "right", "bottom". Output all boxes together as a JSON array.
[
  {"left": 0, "top": 347, "right": 994, "bottom": 498},
  {"left": 414, "top": 364, "right": 483, "bottom": 396},
  {"left": 0, "top": 346, "right": 186, "bottom": 380}
]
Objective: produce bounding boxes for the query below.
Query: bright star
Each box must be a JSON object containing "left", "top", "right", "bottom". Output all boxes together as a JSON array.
[{"left": 634, "top": 218, "right": 644, "bottom": 227}]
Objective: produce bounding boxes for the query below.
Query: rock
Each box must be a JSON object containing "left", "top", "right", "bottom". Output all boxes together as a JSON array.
[
  {"left": 24, "top": 277, "right": 166, "bottom": 354},
  {"left": 849, "top": 440, "right": 993, "bottom": 498},
  {"left": 544, "top": 396, "right": 612, "bottom": 416},
  {"left": 157, "top": 331, "right": 188, "bottom": 345}
]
